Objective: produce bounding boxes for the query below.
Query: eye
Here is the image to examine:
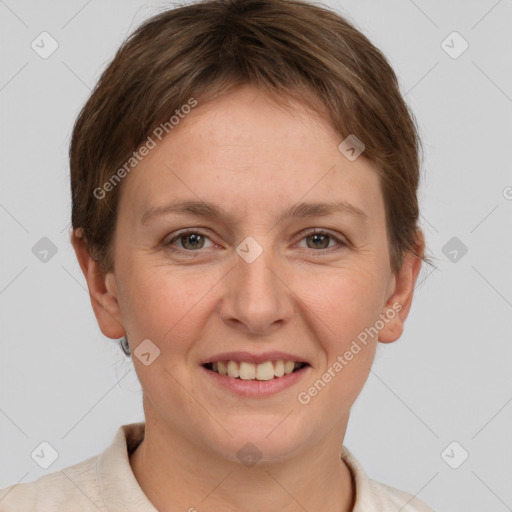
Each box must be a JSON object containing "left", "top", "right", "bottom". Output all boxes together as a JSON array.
[
  {"left": 297, "top": 229, "right": 347, "bottom": 252},
  {"left": 164, "top": 230, "right": 215, "bottom": 252},
  {"left": 163, "top": 228, "right": 348, "bottom": 255}
]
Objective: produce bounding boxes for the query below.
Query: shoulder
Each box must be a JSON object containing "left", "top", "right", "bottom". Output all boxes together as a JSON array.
[
  {"left": 339, "top": 445, "right": 437, "bottom": 512},
  {"left": 365, "top": 478, "right": 437, "bottom": 511},
  {"left": 0, "top": 422, "right": 148, "bottom": 512},
  {"left": 0, "top": 455, "right": 105, "bottom": 512}
]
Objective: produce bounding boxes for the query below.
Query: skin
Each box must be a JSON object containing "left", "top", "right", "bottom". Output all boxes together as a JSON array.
[{"left": 72, "top": 84, "right": 424, "bottom": 512}]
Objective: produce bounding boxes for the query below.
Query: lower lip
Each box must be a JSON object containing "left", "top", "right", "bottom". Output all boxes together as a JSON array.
[{"left": 200, "top": 364, "right": 310, "bottom": 397}]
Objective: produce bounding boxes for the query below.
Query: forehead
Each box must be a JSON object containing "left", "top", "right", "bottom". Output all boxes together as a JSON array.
[{"left": 118, "top": 86, "right": 385, "bottom": 226}]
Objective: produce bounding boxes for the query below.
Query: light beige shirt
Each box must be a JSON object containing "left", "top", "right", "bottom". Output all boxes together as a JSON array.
[{"left": 0, "top": 422, "right": 436, "bottom": 511}]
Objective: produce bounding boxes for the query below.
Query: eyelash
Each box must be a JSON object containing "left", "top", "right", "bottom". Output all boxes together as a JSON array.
[{"left": 163, "top": 228, "right": 348, "bottom": 256}]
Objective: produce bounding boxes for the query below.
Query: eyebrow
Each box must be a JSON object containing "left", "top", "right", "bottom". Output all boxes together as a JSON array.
[{"left": 140, "top": 199, "right": 369, "bottom": 227}]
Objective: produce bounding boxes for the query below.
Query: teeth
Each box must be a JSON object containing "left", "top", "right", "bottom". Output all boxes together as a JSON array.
[
  {"left": 274, "top": 360, "right": 285, "bottom": 377},
  {"left": 284, "top": 361, "right": 295, "bottom": 374},
  {"left": 209, "top": 360, "right": 305, "bottom": 380},
  {"left": 227, "top": 360, "right": 239, "bottom": 378},
  {"left": 255, "top": 361, "right": 274, "bottom": 381},
  {"left": 217, "top": 361, "right": 227, "bottom": 375},
  {"left": 239, "top": 361, "right": 256, "bottom": 380}
]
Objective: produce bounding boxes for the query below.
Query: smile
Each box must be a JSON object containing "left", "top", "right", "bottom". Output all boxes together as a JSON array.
[{"left": 203, "top": 360, "right": 309, "bottom": 381}]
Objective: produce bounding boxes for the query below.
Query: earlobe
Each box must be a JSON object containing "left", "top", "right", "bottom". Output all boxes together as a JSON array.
[
  {"left": 71, "top": 228, "right": 125, "bottom": 339},
  {"left": 378, "top": 312, "right": 404, "bottom": 343},
  {"left": 378, "top": 231, "right": 425, "bottom": 344}
]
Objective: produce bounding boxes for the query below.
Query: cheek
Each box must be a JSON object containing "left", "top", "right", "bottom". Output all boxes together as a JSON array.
[
  {"left": 297, "top": 268, "right": 382, "bottom": 394},
  {"left": 118, "top": 265, "right": 217, "bottom": 346},
  {"left": 314, "top": 280, "right": 379, "bottom": 403},
  {"left": 297, "top": 265, "right": 385, "bottom": 340},
  {"left": 323, "top": 346, "right": 376, "bottom": 411}
]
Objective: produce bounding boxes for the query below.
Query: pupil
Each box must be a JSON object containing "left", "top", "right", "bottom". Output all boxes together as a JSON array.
[
  {"left": 309, "top": 234, "right": 329, "bottom": 249},
  {"left": 183, "top": 233, "right": 203, "bottom": 249}
]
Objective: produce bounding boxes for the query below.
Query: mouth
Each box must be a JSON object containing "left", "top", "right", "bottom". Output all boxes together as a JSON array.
[{"left": 202, "top": 360, "right": 310, "bottom": 381}]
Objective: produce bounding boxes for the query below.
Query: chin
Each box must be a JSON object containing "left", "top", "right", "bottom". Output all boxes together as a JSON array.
[{"left": 204, "top": 417, "right": 310, "bottom": 465}]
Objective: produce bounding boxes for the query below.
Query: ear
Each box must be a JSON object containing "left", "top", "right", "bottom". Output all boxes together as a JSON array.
[
  {"left": 378, "top": 230, "right": 425, "bottom": 344},
  {"left": 71, "top": 228, "right": 125, "bottom": 339}
]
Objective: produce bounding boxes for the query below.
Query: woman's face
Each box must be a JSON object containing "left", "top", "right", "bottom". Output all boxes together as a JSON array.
[{"left": 84, "top": 85, "right": 421, "bottom": 462}]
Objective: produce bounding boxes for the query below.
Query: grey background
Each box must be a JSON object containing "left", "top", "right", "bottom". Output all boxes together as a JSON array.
[{"left": 1, "top": 1, "right": 511, "bottom": 510}]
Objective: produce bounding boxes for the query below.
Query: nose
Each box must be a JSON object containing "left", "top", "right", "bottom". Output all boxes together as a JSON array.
[{"left": 219, "top": 241, "right": 295, "bottom": 335}]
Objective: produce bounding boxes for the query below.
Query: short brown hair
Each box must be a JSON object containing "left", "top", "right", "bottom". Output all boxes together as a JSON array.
[{"left": 70, "top": 0, "right": 432, "bottom": 275}]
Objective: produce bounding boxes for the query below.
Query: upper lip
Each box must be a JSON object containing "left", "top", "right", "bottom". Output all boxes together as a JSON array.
[{"left": 200, "top": 351, "right": 310, "bottom": 365}]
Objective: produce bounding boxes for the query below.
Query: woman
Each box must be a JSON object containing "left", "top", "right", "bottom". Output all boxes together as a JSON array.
[{"left": 0, "top": 0, "right": 437, "bottom": 510}]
